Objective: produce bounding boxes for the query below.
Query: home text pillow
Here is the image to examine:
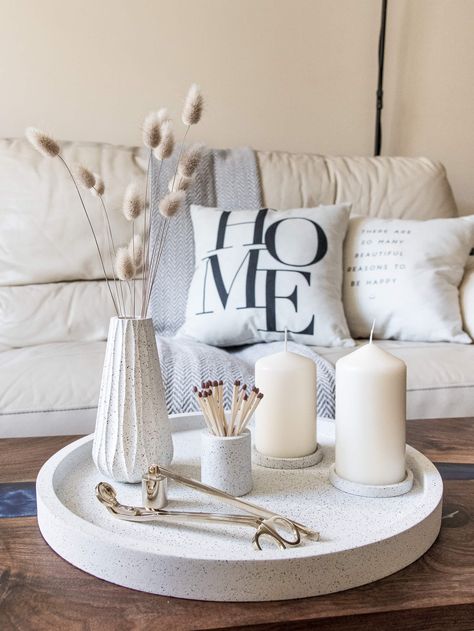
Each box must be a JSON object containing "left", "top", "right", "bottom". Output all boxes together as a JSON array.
[
  {"left": 179, "top": 204, "right": 354, "bottom": 347},
  {"left": 343, "top": 215, "right": 474, "bottom": 343}
]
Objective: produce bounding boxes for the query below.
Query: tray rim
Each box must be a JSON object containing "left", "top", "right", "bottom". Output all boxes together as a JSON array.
[
  {"left": 37, "top": 414, "right": 443, "bottom": 562},
  {"left": 36, "top": 414, "right": 444, "bottom": 601}
]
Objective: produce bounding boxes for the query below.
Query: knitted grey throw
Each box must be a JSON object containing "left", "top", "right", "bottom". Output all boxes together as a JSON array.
[
  {"left": 157, "top": 336, "right": 336, "bottom": 419},
  {"left": 150, "top": 147, "right": 262, "bottom": 336},
  {"left": 150, "top": 146, "right": 336, "bottom": 419}
]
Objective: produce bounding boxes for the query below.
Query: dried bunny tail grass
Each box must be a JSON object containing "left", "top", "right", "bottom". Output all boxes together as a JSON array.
[
  {"left": 154, "top": 121, "right": 175, "bottom": 160},
  {"left": 75, "top": 165, "right": 96, "bottom": 190},
  {"left": 168, "top": 173, "right": 191, "bottom": 192},
  {"left": 178, "top": 142, "right": 205, "bottom": 178},
  {"left": 159, "top": 190, "right": 185, "bottom": 217},
  {"left": 25, "top": 127, "right": 60, "bottom": 158},
  {"left": 123, "top": 182, "right": 145, "bottom": 220},
  {"left": 115, "top": 247, "right": 136, "bottom": 281},
  {"left": 142, "top": 112, "right": 162, "bottom": 149},
  {"left": 91, "top": 174, "right": 105, "bottom": 197},
  {"left": 182, "top": 83, "right": 203, "bottom": 126},
  {"left": 157, "top": 108, "right": 171, "bottom": 123},
  {"left": 128, "top": 233, "right": 143, "bottom": 267}
]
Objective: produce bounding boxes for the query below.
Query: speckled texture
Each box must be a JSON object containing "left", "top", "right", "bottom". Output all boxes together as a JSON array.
[
  {"left": 253, "top": 444, "right": 323, "bottom": 469},
  {"left": 92, "top": 317, "right": 173, "bottom": 483},
  {"left": 37, "top": 416, "right": 443, "bottom": 602},
  {"left": 201, "top": 429, "right": 252, "bottom": 496},
  {"left": 329, "top": 464, "right": 414, "bottom": 497}
]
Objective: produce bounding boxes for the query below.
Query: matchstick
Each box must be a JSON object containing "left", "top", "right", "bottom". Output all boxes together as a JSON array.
[
  {"left": 207, "top": 388, "right": 224, "bottom": 435},
  {"left": 199, "top": 393, "right": 214, "bottom": 434},
  {"left": 218, "top": 379, "right": 226, "bottom": 432},
  {"left": 194, "top": 387, "right": 214, "bottom": 434},
  {"left": 236, "top": 387, "right": 258, "bottom": 435},
  {"left": 203, "top": 392, "right": 222, "bottom": 436},
  {"left": 235, "top": 393, "right": 248, "bottom": 435},
  {"left": 195, "top": 379, "right": 264, "bottom": 437},
  {"left": 233, "top": 384, "right": 248, "bottom": 434},
  {"left": 239, "top": 392, "right": 264, "bottom": 434},
  {"left": 214, "top": 379, "right": 224, "bottom": 431},
  {"left": 229, "top": 380, "right": 240, "bottom": 435}
]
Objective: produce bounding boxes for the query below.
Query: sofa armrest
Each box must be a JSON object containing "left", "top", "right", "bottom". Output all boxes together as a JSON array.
[{"left": 460, "top": 267, "right": 474, "bottom": 339}]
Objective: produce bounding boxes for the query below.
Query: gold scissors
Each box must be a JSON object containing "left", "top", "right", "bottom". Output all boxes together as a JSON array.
[{"left": 96, "top": 465, "right": 319, "bottom": 550}]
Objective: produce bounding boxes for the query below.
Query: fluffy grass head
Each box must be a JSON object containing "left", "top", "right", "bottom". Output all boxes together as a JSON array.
[
  {"left": 123, "top": 182, "right": 145, "bottom": 221},
  {"left": 178, "top": 143, "right": 205, "bottom": 178},
  {"left": 159, "top": 191, "right": 185, "bottom": 217},
  {"left": 75, "top": 165, "right": 96, "bottom": 190},
  {"left": 154, "top": 120, "right": 175, "bottom": 160},
  {"left": 142, "top": 112, "right": 162, "bottom": 149},
  {"left": 157, "top": 108, "right": 171, "bottom": 124},
  {"left": 168, "top": 173, "right": 191, "bottom": 193},
  {"left": 128, "top": 233, "right": 143, "bottom": 268},
  {"left": 182, "top": 84, "right": 203, "bottom": 126},
  {"left": 91, "top": 174, "right": 105, "bottom": 197},
  {"left": 115, "top": 247, "right": 136, "bottom": 281},
  {"left": 25, "top": 127, "right": 60, "bottom": 158}
]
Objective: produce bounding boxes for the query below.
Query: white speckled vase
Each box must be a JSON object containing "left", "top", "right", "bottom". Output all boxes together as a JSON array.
[
  {"left": 201, "top": 429, "right": 252, "bottom": 497},
  {"left": 92, "top": 317, "right": 173, "bottom": 483}
]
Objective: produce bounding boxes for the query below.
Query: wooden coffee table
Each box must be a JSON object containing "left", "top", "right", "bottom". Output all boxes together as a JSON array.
[{"left": 1, "top": 418, "right": 473, "bottom": 630}]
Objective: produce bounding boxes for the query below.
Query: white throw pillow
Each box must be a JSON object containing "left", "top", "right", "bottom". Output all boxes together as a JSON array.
[
  {"left": 179, "top": 204, "right": 354, "bottom": 347},
  {"left": 343, "top": 215, "right": 474, "bottom": 343}
]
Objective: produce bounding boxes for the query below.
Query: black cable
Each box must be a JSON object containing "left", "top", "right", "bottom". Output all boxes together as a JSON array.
[{"left": 374, "top": 0, "right": 388, "bottom": 156}]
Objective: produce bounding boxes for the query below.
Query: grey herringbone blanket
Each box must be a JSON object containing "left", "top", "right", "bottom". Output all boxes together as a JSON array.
[
  {"left": 156, "top": 337, "right": 336, "bottom": 419},
  {"left": 150, "top": 147, "right": 336, "bottom": 419},
  {"left": 150, "top": 147, "right": 261, "bottom": 336}
]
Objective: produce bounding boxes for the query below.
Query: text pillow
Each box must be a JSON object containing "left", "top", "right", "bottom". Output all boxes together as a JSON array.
[
  {"left": 343, "top": 215, "right": 474, "bottom": 343},
  {"left": 179, "top": 204, "right": 354, "bottom": 347}
]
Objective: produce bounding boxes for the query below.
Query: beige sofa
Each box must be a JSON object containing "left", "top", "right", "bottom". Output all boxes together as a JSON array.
[{"left": 1, "top": 139, "right": 473, "bottom": 437}]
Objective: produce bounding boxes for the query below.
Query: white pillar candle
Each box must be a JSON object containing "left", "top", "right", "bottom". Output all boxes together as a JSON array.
[
  {"left": 255, "top": 348, "right": 317, "bottom": 458},
  {"left": 335, "top": 340, "right": 407, "bottom": 486}
]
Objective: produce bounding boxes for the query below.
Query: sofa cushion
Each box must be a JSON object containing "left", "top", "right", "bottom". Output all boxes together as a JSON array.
[
  {"left": 257, "top": 153, "right": 458, "bottom": 219},
  {"left": 0, "top": 138, "right": 146, "bottom": 286},
  {"left": 179, "top": 204, "right": 354, "bottom": 347},
  {"left": 316, "top": 340, "right": 474, "bottom": 421},
  {"left": 0, "top": 341, "right": 104, "bottom": 437},
  {"left": 1, "top": 339, "right": 473, "bottom": 437},
  {"left": 460, "top": 267, "right": 474, "bottom": 340},
  {"left": 343, "top": 215, "right": 474, "bottom": 343},
  {"left": 0, "top": 281, "right": 139, "bottom": 348}
]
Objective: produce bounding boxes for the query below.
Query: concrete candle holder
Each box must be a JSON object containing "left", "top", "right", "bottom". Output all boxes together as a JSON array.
[
  {"left": 201, "top": 429, "right": 252, "bottom": 496},
  {"left": 329, "top": 464, "right": 414, "bottom": 498},
  {"left": 252, "top": 444, "right": 323, "bottom": 469}
]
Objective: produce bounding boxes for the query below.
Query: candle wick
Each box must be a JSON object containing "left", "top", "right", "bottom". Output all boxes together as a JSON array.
[
  {"left": 370, "top": 319, "right": 376, "bottom": 344},
  {"left": 284, "top": 327, "right": 288, "bottom": 352}
]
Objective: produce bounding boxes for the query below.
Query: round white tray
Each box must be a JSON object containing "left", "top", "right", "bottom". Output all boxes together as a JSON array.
[{"left": 36, "top": 415, "right": 443, "bottom": 602}]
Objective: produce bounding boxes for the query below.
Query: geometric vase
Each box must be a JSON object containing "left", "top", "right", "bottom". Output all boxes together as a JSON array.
[{"left": 92, "top": 317, "right": 173, "bottom": 483}]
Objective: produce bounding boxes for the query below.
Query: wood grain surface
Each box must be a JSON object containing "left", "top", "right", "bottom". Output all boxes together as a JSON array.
[
  {"left": 406, "top": 417, "right": 474, "bottom": 464},
  {"left": 0, "top": 480, "right": 472, "bottom": 630},
  {"left": 0, "top": 418, "right": 473, "bottom": 630},
  {"left": 0, "top": 435, "right": 80, "bottom": 483}
]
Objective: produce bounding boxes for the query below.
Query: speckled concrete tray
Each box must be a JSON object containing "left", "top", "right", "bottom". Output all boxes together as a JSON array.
[{"left": 36, "top": 415, "right": 443, "bottom": 602}]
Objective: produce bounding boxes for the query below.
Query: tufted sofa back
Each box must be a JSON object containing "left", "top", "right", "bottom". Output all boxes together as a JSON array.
[{"left": 257, "top": 151, "right": 457, "bottom": 219}]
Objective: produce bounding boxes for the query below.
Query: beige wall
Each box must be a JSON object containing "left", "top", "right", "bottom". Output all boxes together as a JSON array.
[{"left": 0, "top": 0, "right": 472, "bottom": 212}]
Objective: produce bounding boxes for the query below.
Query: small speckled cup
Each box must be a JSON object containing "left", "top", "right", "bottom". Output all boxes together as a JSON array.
[{"left": 201, "top": 429, "right": 253, "bottom": 497}]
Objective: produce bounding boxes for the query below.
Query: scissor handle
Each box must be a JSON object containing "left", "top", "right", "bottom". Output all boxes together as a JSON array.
[{"left": 252, "top": 516, "right": 301, "bottom": 551}]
